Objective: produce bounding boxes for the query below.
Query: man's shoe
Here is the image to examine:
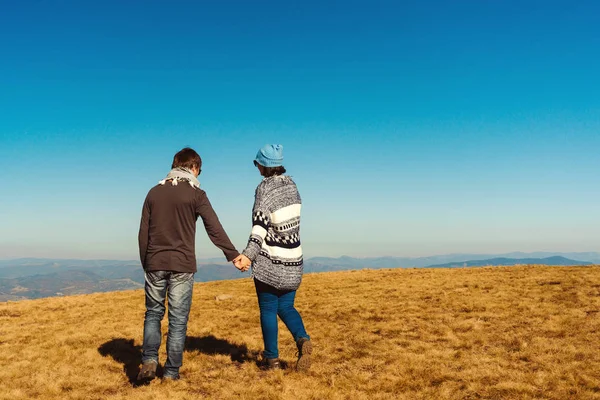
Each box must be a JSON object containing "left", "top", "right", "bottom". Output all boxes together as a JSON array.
[
  {"left": 265, "top": 358, "right": 281, "bottom": 370},
  {"left": 137, "top": 361, "right": 157, "bottom": 382},
  {"left": 162, "top": 374, "right": 180, "bottom": 381},
  {"left": 296, "top": 338, "right": 312, "bottom": 371}
]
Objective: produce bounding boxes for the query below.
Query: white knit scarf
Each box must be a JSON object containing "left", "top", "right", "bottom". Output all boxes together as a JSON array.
[{"left": 159, "top": 167, "right": 200, "bottom": 189}]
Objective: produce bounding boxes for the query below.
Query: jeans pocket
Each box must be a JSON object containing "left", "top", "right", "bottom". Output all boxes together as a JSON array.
[
  {"left": 172, "top": 272, "right": 194, "bottom": 283},
  {"left": 146, "top": 271, "right": 167, "bottom": 285}
]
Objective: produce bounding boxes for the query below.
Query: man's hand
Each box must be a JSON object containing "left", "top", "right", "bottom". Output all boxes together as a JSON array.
[{"left": 233, "top": 254, "right": 251, "bottom": 272}]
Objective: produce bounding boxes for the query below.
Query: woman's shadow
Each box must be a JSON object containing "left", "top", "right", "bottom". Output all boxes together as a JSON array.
[
  {"left": 98, "top": 335, "right": 263, "bottom": 386},
  {"left": 184, "top": 335, "right": 260, "bottom": 363}
]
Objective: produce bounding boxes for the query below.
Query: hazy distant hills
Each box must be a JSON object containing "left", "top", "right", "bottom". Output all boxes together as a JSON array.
[
  {"left": 426, "top": 256, "right": 592, "bottom": 268},
  {"left": 304, "top": 252, "right": 599, "bottom": 271},
  {"left": 1, "top": 252, "right": 597, "bottom": 301},
  {"left": 0, "top": 260, "right": 251, "bottom": 301},
  {"left": 0, "top": 270, "right": 144, "bottom": 302}
]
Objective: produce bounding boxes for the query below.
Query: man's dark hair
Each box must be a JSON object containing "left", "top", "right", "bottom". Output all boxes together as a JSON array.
[
  {"left": 261, "top": 166, "right": 287, "bottom": 177},
  {"left": 172, "top": 147, "right": 202, "bottom": 171}
]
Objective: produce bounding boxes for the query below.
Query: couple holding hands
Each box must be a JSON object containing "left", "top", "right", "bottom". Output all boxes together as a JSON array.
[{"left": 137, "top": 144, "right": 311, "bottom": 382}]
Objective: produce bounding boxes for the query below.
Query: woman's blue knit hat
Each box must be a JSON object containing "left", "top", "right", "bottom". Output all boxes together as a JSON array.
[{"left": 255, "top": 144, "right": 284, "bottom": 167}]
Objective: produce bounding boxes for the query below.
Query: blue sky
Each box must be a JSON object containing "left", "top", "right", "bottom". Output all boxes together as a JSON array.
[{"left": 1, "top": 1, "right": 599, "bottom": 260}]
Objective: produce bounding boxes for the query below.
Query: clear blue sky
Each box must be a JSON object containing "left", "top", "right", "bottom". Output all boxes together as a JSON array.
[{"left": 1, "top": 1, "right": 598, "bottom": 260}]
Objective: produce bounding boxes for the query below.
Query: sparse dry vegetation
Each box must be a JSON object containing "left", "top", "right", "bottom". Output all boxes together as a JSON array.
[{"left": 1, "top": 265, "right": 600, "bottom": 399}]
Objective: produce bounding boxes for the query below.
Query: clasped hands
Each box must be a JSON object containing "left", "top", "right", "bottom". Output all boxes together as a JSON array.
[{"left": 233, "top": 254, "right": 251, "bottom": 272}]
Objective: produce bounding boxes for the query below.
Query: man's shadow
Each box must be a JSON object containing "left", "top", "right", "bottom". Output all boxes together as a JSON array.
[
  {"left": 99, "top": 335, "right": 270, "bottom": 387},
  {"left": 98, "top": 338, "right": 164, "bottom": 386}
]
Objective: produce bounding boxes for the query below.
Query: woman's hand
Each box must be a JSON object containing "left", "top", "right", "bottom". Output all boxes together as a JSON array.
[{"left": 233, "top": 254, "right": 251, "bottom": 272}]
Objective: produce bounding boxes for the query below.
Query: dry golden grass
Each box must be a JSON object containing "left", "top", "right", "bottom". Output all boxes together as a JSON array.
[{"left": 1, "top": 266, "right": 600, "bottom": 399}]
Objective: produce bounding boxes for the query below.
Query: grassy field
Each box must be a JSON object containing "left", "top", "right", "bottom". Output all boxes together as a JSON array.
[{"left": 1, "top": 265, "right": 600, "bottom": 399}]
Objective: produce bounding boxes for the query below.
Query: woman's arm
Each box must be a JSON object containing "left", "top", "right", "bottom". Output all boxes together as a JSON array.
[{"left": 241, "top": 185, "right": 270, "bottom": 262}]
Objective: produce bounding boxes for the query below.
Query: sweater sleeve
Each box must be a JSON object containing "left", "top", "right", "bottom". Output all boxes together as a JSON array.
[
  {"left": 242, "top": 184, "right": 270, "bottom": 261},
  {"left": 196, "top": 190, "right": 240, "bottom": 262},
  {"left": 138, "top": 196, "right": 150, "bottom": 268}
]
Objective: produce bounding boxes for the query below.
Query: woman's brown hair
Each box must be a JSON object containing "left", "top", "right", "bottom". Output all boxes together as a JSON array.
[
  {"left": 262, "top": 166, "right": 286, "bottom": 177},
  {"left": 255, "top": 160, "right": 286, "bottom": 177}
]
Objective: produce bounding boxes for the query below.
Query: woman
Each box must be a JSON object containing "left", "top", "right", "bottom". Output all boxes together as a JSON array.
[{"left": 235, "top": 144, "right": 312, "bottom": 371}]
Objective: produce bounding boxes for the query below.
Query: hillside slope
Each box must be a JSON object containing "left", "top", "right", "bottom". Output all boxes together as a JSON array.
[{"left": 1, "top": 266, "right": 599, "bottom": 399}]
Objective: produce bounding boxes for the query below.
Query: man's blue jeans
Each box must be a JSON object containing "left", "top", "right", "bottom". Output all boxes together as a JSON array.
[
  {"left": 254, "top": 278, "right": 310, "bottom": 359},
  {"left": 142, "top": 271, "right": 194, "bottom": 378}
]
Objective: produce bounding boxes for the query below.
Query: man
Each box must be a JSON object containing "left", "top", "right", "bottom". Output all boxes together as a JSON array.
[{"left": 137, "top": 147, "right": 243, "bottom": 382}]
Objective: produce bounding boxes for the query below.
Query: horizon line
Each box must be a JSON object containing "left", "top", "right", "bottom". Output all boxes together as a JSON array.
[{"left": 1, "top": 250, "right": 599, "bottom": 263}]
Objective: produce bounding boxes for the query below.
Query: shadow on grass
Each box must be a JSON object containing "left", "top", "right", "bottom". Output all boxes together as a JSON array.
[
  {"left": 98, "top": 338, "right": 163, "bottom": 387},
  {"left": 185, "top": 334, "right": 289, "bottom": 369},
  {"left": 99, "top": 334, "right": 283, "bottom": 383},
  {"left": 185, "top": 334, "right": 261, "bottom": 364}
]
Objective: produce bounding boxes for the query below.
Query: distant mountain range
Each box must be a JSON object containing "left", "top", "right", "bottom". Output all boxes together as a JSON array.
[
  {"left": 0, "top": 260, "right": 251, "bottom": 301},
  {"left": 303, "top": 252, "right": 600, "bottom": 270},
  {"left": 426, "top": 256, "right": 592, "bottom": 268},
  {"left": 1, "top": 252, "right": 597, "bottom": 301},
  {"left": 0, "top": 270, "right": 144, "bottom": 302}
]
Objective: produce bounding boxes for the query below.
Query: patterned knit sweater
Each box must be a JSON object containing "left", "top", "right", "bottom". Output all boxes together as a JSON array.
[{"left": 242, "top": 175, "right": 303, "bottom": 291}]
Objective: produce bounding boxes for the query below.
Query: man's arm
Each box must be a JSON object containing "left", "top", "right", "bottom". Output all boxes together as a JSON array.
[
  {"left": 196, "top": 191, "right": 240, "bottom": 261},
  {"left": 138, "top": 197, "right": 151, "bottom": 268}
]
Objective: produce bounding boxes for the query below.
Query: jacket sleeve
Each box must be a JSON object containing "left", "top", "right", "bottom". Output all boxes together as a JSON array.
[
  {"left": 242, "top": 185, "right": 270, "bottom": 262},
  {"left": 196, "top": 190, "right": 240, "bottom": 261},
  {"left": 138, "top": 196, "right": 150, "bottom": 268}
]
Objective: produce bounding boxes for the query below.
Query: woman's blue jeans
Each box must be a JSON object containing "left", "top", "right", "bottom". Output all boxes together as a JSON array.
[
  {"left": 142, "top": 271, "right": 194, "bottom": 378},
  {"left": 254, "top": 278, "right": 310, "bottom": 359}
]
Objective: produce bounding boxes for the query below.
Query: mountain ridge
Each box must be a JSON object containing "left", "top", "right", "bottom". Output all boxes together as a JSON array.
[
  {"left": 426, "top": 256, "right": 592, "bottom": 268},
  {"left": 1, "top": 253, "right": 598, "bottom": 301}
]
